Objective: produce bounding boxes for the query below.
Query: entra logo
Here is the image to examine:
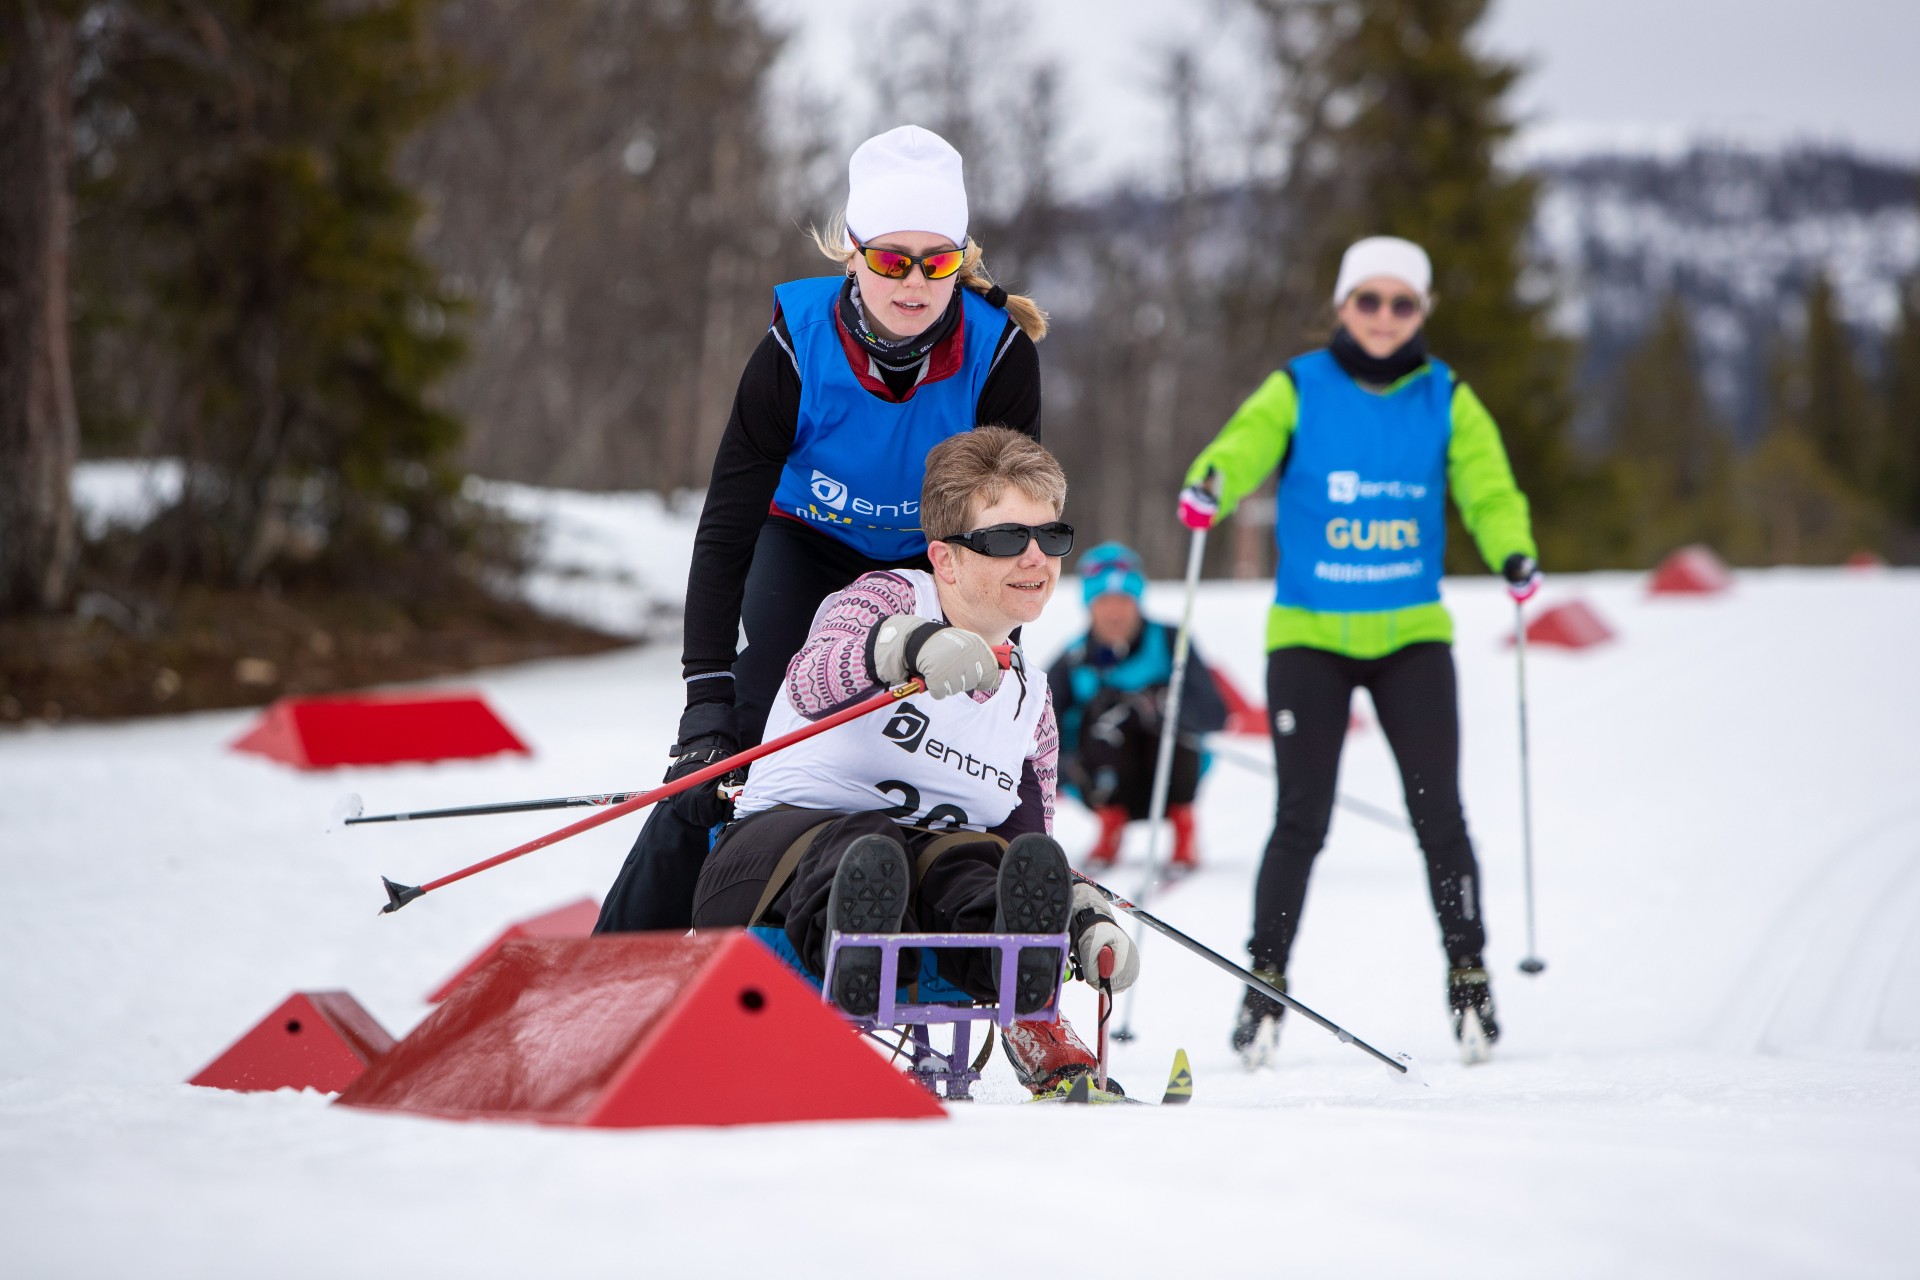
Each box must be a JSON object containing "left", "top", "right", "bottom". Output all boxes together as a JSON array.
[
  {"left": 882, "top": 703, "right": 930, "bottom": 752},
  {"left": 810, "top": 470, "right": 849, "bottom": 510}
]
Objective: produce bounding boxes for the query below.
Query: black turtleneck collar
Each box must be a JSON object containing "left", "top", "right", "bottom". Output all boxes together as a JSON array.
[
  {"left": 838, "top": 275, "right": 961, "bottom": 373},
  {"left": 1329, "top": 325, "right": 1430, "bottom": 386}
]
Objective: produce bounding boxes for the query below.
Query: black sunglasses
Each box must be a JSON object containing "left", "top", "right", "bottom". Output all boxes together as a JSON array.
[
  {"left": 941, "top": 522, "right": 1075, "bottom": 558},
  {"left": 1352, "top": 290, "right": 1423, "bottom": 318}
]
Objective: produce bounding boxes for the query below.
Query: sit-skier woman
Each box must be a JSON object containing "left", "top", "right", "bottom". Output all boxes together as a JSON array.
[{"left": 1178, "top": 236, "right": 1542, "bottom": 1068}]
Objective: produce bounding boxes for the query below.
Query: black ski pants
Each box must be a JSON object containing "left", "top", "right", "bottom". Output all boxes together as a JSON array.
[
  {"left": 595, "top": 518, "right": 929, "bottom": 933},
  {"left": 692, "top": 808, "right": 1011, "bottom": 1002},
  {"left": 1071, "top": 690, "right": 1202, "bottom": 818},
  {"left": 1250, "top": 641, "right": 1487, "bottom": 973}
]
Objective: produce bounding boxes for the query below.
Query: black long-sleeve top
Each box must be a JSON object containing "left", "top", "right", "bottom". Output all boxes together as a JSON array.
[{"left": 681, "top": 301, "right": 1043, "bottom": 682}]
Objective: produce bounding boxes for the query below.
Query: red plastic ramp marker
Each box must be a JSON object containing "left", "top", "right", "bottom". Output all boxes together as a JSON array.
[
  {"left": 336, "top": 932, "right": 946, "bottom": 1129},
  {"left": 231, "top": 690, "right": 530, "bottom": 770},
  {"left": 189, "top": 991, "right": 395, "bottom": 1094},
  {"left": 1648, "top": 544, "right": 1733, "bottom": 595},
  {"left": 1210, "top": 666, "right": 1268, "bottom": 736},
  {"left": 427, "top": 897, "right": 602, "bottom": 1003},
  {"left": 1511, "top": 600, "right": 1615, "bottom": 650}
]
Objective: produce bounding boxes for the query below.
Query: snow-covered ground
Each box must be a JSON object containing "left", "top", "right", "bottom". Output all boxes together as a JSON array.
[{"left": 5, "top": 480, "right": 1919, "bottom": 1277}]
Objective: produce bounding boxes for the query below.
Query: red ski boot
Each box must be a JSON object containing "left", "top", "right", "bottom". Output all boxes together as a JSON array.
[
  {"left": 1168, "top": 804, "right": 1200, "bottom": 871},
  {"left": 1085, "top": 805, "right": 1128, "bottom": 869},
  {"left": 1002, "top": 1015, "right": 1125, "bottom": 1097}
]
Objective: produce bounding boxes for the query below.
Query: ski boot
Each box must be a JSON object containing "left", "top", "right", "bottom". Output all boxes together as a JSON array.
[
  {"left": 1448, "top": 962, "right": 1501, "bottom": 1065},
  {"left": 994, "top": 832, "right": 1073, "bottom": 1015},
  {"left": 822, "top": 834, "right": 910, "bottom": 1017},
  {"left": 1168, "top": 803, "right": 1200, "bottom": 872},
  {"left": 1230, "top": 966, "right": 1286, "bottom": 1070},
  {"left": 1084, "top": 805, "right": 1129, "bottom": 870},
  {"left": 1001, "top": 1015, "right": 1126, "bottom": 1099}
]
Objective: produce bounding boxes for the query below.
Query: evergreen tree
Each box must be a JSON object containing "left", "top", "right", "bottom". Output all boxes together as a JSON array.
[
  {"left": 1242, "top": 0, "right": 1580, "bottom": 569},
  {"left": 1604, "top": 291, "right": 1738, "bottom": 563},
  {"left": 0, "top": 0, "right": 81, "bottom": 613},
  {"left": 1732, "top": 332, "right": 1881, "bottom": 564},
  {"left": 1882, "top": 271, "right": 1920, "bottom": 537},
  {"left": 73, "top": 0, "right": 467, "bottom": 588},
  {"left": 1800, "top": 270, "right": 1884, "bottom": 502}
]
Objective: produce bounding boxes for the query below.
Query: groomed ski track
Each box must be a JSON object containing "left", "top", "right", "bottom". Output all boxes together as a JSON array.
[{"left": 4, "top": 538, "right": 1918, "bottom": 1276}]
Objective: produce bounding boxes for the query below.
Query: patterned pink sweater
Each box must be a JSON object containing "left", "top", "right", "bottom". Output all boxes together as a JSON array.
[{"left": 784, "top": 571, "right": 1058, "bottom": 836}]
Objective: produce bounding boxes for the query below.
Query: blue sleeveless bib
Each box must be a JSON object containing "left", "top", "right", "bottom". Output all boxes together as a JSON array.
[
  {"left": 770, "top": 276, "right": 1008, "bottom": 561},
  {"left": 1275, "top": 350, "right": 1454, "bottom": 612}
]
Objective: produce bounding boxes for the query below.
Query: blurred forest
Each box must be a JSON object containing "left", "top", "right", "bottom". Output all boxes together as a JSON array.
[{"left": 4, "top": 0, "right": 1919, "bottom": 657}]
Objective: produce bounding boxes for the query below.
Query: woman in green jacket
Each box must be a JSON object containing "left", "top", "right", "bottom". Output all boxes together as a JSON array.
[{"left": 1178, "top": 236, "right": 1541, "bottom": 1069}]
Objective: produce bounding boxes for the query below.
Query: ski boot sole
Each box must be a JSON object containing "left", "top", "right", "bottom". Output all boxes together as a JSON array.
[
  {"left": 994, "top": 833, "right": 1072, "bottom": 1015},
  {"left": 825, "top": 834, "right": 910, "bottom": 1018}
]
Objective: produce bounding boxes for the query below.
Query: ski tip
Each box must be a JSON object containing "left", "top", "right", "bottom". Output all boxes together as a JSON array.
[
  {"left": 378, "top": 876, "right": 424, "bottom": 915},
  {"left": 1161, "top": 1048, "right": 1193, "bottom": 1105}
]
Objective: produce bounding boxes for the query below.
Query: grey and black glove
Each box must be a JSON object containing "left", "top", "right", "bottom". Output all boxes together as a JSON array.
[
  {"left": 1069, "top": 883, "right": 1139, "bottom": 993},
  {"left": 870, "top": 614, "right": 1004, "bottom": 699},
  {"left": 664, "top": 700, "right": 744, "bottom": 828}
]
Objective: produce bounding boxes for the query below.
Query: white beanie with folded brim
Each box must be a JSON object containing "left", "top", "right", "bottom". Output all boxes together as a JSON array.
[
  {"left": 1333, "top": 236, "right": 1432, "bottom": 305},
  {"left": 844, "top": 125, "right": 968, "bottom": 248}
]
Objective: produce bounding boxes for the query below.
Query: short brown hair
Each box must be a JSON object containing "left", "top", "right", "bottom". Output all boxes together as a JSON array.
[{"left": 921, "top": 427, "right": 1068, "bottom": 539}]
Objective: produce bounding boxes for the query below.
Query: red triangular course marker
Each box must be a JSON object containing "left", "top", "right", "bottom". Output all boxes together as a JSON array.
[
  {"left": 231, "top": 690, "right": 530, "bottom": 769},
  {"left": 336, "top": 932, "right": 946, "bottom": 1129},
  {"left": 1512, "top": 599, "right": 1616, "bottom": 650},
  {"left": 1648, "top": 544, "right": 1732, "bottom": 595},
  {"left": 189, "top": 991, "right": 395, "bottom": 1094},
  {"left": 427, "top": 897, "right": 602, "bottom": 1003}
]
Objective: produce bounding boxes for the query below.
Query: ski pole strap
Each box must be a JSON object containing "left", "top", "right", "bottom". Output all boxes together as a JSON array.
[{"left": 745, "top": 817, "right": 836, "bottom": 929}]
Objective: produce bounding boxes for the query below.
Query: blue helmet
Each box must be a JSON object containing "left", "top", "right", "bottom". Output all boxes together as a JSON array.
[{"left": 1079, "top": 541, "right": 1146, "bottom": 605}]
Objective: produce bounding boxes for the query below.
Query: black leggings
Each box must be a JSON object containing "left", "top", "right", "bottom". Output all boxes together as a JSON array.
[
  {"left": 692, "top": 808, "right": 1009, "bottom": 1001},
  {"left": 1250, "top": 642, "right": 1487, "bottom": 972},
  {"left": 594, "top": 518, "right": 928, "bottom": 934},
  {"left": 734, "top": 517, "right": 931, "bottom": 744}
]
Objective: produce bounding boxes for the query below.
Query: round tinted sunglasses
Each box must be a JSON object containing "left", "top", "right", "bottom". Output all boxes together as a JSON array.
[
  {"left": 852, "top": 236, "right": 967, "bottom": 281},
  {"left": 942, "top": 521, "right": 1075, "bottom": 558},
  {"left": 1352, "top": 290, "right": 1424, "bottom": 318}
]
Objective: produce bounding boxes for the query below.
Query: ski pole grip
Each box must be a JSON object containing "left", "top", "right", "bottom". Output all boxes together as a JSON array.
[
  {"left": 1097, "top": 944, "right": 1115, "bottom": 982},
  {"left": 992, "top": 642, "right": 1015, "bottom": 671}
]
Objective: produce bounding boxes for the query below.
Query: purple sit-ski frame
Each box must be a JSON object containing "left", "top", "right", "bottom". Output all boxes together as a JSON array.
[{"left": 824, "top": 930, "right": 1067, "bottom": 1101}]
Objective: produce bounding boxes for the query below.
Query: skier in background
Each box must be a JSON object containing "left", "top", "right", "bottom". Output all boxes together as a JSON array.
[
  {"left": 595, "top": 124, "right": 1046, "bottom": 936},
  {"left": 1046, "top": 542, "right": 1227, "bottom": 871},
  {"left": 691, "top": 429, "right": 1138, "bottom": 1098},
  {"left": 1178, "top": 236, "right": 1542, "bottom": 1068}
]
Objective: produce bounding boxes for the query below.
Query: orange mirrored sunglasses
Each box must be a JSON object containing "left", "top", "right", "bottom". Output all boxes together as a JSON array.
[{"left": 852, "top": 237, "right": 967, "bottom": 281}]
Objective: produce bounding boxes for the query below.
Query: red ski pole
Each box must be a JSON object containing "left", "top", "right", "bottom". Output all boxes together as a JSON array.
[
  {"left": 1095, "top": 944, "right": 1116, "bottom": 1092},
  {"left": 377, "top": 677, "right": 928, "bottom": 914}
]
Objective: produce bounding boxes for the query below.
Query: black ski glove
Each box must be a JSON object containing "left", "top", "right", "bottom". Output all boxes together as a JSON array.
[
  {"left": 1502, "top": 553, "right": 1542, "bottom": 603},
  {"left": 664, "top": 701, "right": 744, "bottom": 829}
]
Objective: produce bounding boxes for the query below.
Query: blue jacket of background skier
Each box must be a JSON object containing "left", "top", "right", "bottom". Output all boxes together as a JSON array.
[
  {"left": 769, "top": 275, "right": 1009, "bottom": 562},
  {"left": 1275, "top": 349, "right": 1454, "bottom": 612},
  {"left": 1047, "top": 619, "right": 1229, "bottom": 768}
]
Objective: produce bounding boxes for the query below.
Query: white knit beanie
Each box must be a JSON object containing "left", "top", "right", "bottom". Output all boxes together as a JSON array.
[
  {"left": 1333, "top": 236, "right": 1432, "bottom": 305},
  {"left": 844, "top": 125, "right": 969, "bottom": 248}
]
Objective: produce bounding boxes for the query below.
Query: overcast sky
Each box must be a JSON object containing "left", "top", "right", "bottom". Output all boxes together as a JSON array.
[{"left": 758, "top": 0, "right": 1920, "bottom": 196}]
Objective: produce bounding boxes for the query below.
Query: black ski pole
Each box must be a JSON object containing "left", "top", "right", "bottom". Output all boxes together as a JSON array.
[
  {"left": 1073, "top": 868, "right": 1410, "bottom": 1075},
  {"left": 339, "top": 789, "right": 656, "bottom": 827}
]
